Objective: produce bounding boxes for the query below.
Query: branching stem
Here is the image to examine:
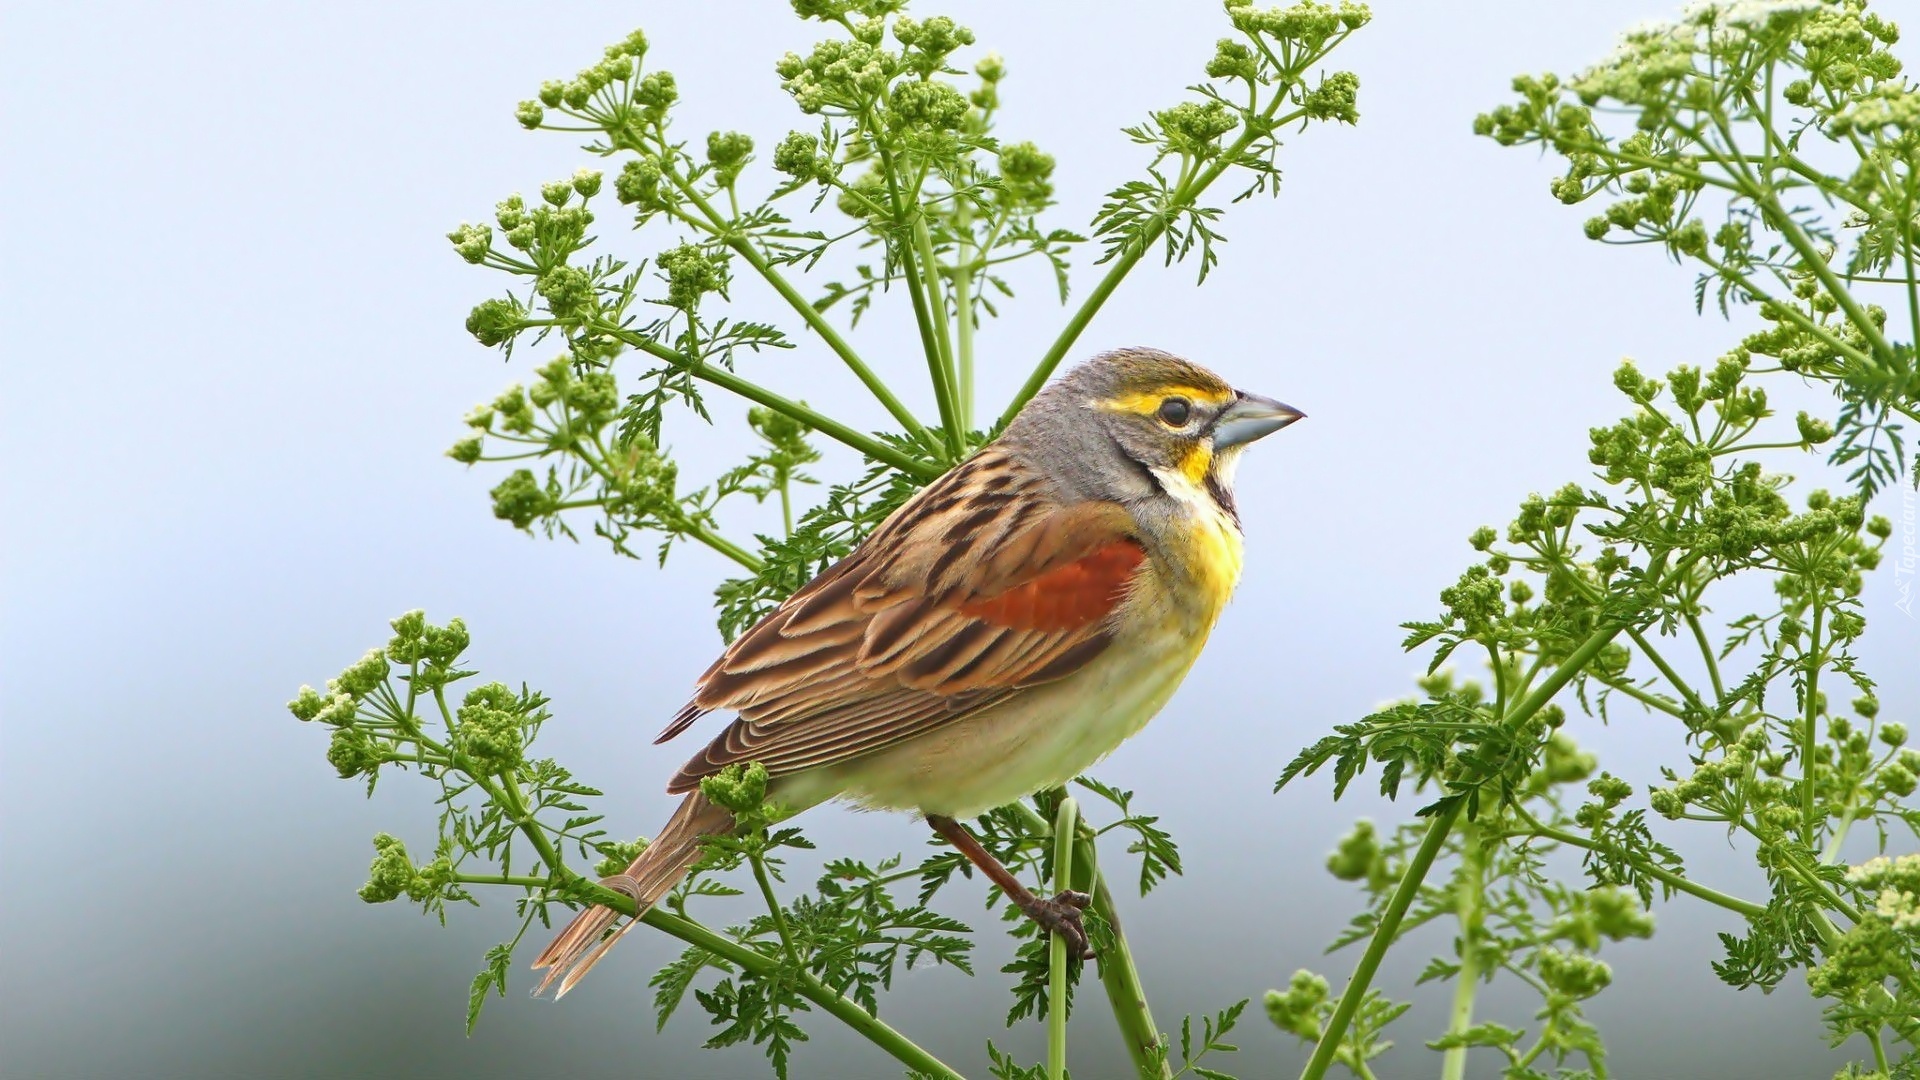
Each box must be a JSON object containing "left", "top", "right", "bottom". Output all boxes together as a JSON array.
[
  {"left": 1049, "top": 795, "right": 1080, "bottom": 1080},
  {"left": 1301, "top": 610, "right": 1642, "bottom": 1080},
  {"left": 594, "top": 319, "right": 940, "bottom": 480},
  {"left": 1439, "top": 823, "right": 1486, "bottom": 1080}
]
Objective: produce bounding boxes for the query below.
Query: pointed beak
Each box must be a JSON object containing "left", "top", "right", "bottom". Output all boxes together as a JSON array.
[{"left": 1212, "top": 392, "right": 1304, "bottom": 450}]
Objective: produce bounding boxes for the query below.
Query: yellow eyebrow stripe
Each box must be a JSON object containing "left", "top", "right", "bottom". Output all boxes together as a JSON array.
[{"left": 1097, "top": 386, "right": 1233, "bottom": 416}]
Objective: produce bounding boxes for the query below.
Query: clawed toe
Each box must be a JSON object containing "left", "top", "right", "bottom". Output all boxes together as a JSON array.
[{"left": 1024, "top": 890, "right": 1096, "bottom": 960}]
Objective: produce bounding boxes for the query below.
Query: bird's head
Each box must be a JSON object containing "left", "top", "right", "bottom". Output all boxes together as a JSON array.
[{"left": 1007, "top": 347, "right": 1304, "bottom": 514}]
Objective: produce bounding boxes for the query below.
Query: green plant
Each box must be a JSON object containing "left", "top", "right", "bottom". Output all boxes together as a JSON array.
[
  {"left": 1276, "top": 2, "right": 1920, "bottom": 1077},
  {"left": 289, "top": 1, "right": 1920, "bottom": 1076},
  {"left": 290, "top": 2, "right": 1366, "bottom": 1078}
]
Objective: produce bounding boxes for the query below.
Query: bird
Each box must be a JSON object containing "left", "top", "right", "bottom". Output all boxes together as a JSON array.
[{"left": 532, "top": 346, "right": 1302, "bottom": 996}]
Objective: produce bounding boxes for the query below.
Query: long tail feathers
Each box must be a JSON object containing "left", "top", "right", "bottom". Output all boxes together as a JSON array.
[{"left": 531, "top": 791, "right": 732, "bottom": 998}]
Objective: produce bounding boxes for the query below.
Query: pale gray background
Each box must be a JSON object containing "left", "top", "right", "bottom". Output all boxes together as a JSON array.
[{"left": 4, "top": 2, "right": 1917, "bottom": 1078}]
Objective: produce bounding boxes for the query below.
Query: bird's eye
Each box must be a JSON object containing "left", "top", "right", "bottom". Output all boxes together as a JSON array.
[{"left": 1156, "top": 397, "right": 1192, "bottom": 427}]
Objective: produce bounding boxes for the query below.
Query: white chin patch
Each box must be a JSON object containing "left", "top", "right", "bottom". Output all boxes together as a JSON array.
[{"left": 1211, "top": 446, "right": 1245, "bottom": 493}]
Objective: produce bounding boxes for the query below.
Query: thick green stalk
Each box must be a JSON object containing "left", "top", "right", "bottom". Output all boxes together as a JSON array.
[
  {"left": 1300, "top": 800, "right": 1462, "bottom": 1080},
  {"left": 913, "top": 217, "right": 960, "bottom": 417},
  {"left": 512, "top": 857, "right": 962, "bottom": 1078},
  {"left": 678, "top": 519, "right": 765, "bottom": 571},
  {"left": 1302, "top": 616, "right": 1636, "bottom": 1080},
  {"left": 1015, "top": 796, "right": 1169, "bottom": 1080},
  {"left": 1050, "top": 795, "right": 1081, "bottom": 1080},
  {"left": 1439, "top": 824, "right": 1485, "bottom": 1080},
  {"left": 1080, "top": 848, "right": 1171, "bottom": 1080},
  {"left": 953, "top": 200, "right": 976, "bottom": 430},
  {"left": 596, "top": 320, "right": 940, "bottom": 480},
  {"left": 1685, "top": 607, "right": 1727, "bottom": 703},
  {"left": 901, "top": 230, "right": 965, "bottom": 456},
  {"left": 875, "top": 144, "right": 964, "bottom": 458},
  {"left": 729, "top": 233, "right": 935, "bottom": 448}
]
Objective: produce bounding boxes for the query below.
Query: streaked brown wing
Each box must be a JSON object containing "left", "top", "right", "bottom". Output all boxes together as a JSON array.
[{"left": 657, "top": 446, "right": 1146, "bottom": 795}]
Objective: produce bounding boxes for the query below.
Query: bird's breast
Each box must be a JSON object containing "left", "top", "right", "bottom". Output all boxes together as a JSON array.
[{"left": 1142, "top": 502, "right": 1244, "bottom": 633}]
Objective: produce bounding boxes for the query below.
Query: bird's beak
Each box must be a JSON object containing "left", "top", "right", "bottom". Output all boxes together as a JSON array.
[{"left": 1212, "top": 392, "right": 1305, "bottom": 450}]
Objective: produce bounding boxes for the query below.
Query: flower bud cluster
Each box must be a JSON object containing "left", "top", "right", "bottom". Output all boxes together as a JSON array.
[
  {"left": 657, "top": 243, "right": 729, "bottom": 311},
  {"left": 772, "top": 131, "right": 829, "bottom": 184},
  {"left": 1263, "top": 969, "right": 1331, "bottom": 1040},
  {"left": 699, "top": 762, "right": 786, "bottom": 832},
  {"left": 777, "top": 39, "right": 899, "bottom": 115},
  {"left": 357, "top": 833, "right": 457, "bottom": 906},
  {"left": 1224, "top": 0, "right": 1370, "bottom": 44},
  {"left": 1549, "top": 886, "right": 1654, "bottom": 951},
  {"left": 1537, "top": 947, "right": 1612, "bottom": 1000},
  {"left": 892, "top": 15, "right": 975, "bottom": 78},
  {"left": 1325, "top": 819, "right": 1393, "bottom": 891},
  {"left": 1649, "top": 728, "right": 1772, "bottom": 820},
  {"left": 996, "top": 142, "right": 1055, "bottom": 210},
  {"left": 705, "top": 131, "right": 753, "bottom": 188},
  {"left": 1156, "top": 102, "right": 1238, "bottom": 159},
  {"left": 454, "top": 682, "right": 527, "bottom": 776}
]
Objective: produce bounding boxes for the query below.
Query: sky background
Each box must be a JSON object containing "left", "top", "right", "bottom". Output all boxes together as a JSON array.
[{"left": 4, "top": 2, "right": 1918, "bottom": 1077}]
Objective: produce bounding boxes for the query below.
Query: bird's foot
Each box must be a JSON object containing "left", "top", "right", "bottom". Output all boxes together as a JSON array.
[{"left": 1020, "top": 890, "right": 1094, "bottom": 960}]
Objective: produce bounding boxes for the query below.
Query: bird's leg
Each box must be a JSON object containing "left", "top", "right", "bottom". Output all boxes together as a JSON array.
[{"left": 926, "top": 813, "right": 1094, "bottom": 960}]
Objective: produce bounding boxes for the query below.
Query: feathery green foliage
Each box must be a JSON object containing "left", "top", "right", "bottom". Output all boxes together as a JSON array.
[{"left": 1279, "top": 3, "right": 1920, "bottom": 1077}]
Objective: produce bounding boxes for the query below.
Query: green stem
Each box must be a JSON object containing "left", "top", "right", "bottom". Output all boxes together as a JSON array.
[
  {"left": 1050, "top": 795, "right": 1080, "bottom": 1080},
  {"left": 451, "top": 872, "right": 553, "bottom": 888},
  {"left": 1802, "top": 601, "right": 1826, "bottom": 848},
  {"left": 1439, "top": 824, "right": 1485, "bottom": 1080},
  {"left": 1753, "top": 187, "right": 1899, "bottom": 370},
  {"left": 1692, "top": 251, "right": 1876, "bottom": 371},
  {"left": 1627, "top": 628, "right": 1708, "bottom": 722},
  {"left": 688, "top": 520, "right": 764, "bottom": 571},
  {"left": 595, "top": 320, "right": 940, "bottom": 480},
  {"left": 954, "top": 200, "right": 976, "bottom": 431},
  {"left": 504, "top": 846, "right": 963, "bottom": 1077},
  {"left": 1685, "top": 607, "right": 1727, "bottom": 704},
  {"left": 662, "top": 172, "right": 935, "bottom": 447},
  {"left": 1510, "top": 817, "right": 1767, "bottom": 920},
  {"left": 750, "top": 849, "right": 803, "bottom": 970},
  {"left": 913, "top": 217, "right": 960, "bottom": 423},
  {"left": 1021, "top": 794, "right": 1169, "bottom": 1080},
  {"left": 1822, "top": 807, "right": 1857, "bottom": 864},
  {"left": 638, "top": 903, "right": 964, "bottom": 1080},
  {"left": 1591, "top": 673, "right": 1690, "bottom": 721},
  {"left": 999, "top": 98, "right": 1310, "bottom": 426},
  {"left": 491, "top": 761, "right": 570, "bottom": 878},
  {"left": 1301, "top": 613, "right": 1639, "bottom": 1080},
  {"left": 876, "top": 144, "right": 964, "bottom": 458},
  {"left": 1300, "top": 801, "right": 1463, "bottom": 1080},
  {"left": 1082, "top": 847, "right": 1171, "bottom": 1080},
  {"left": 738, "top": 233, "right": 935, "bottom": 447}
]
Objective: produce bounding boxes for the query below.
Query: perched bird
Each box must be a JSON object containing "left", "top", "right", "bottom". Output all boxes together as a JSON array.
[{"left": 534, "top": 346, "right": 1302, "bottom": 995}]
